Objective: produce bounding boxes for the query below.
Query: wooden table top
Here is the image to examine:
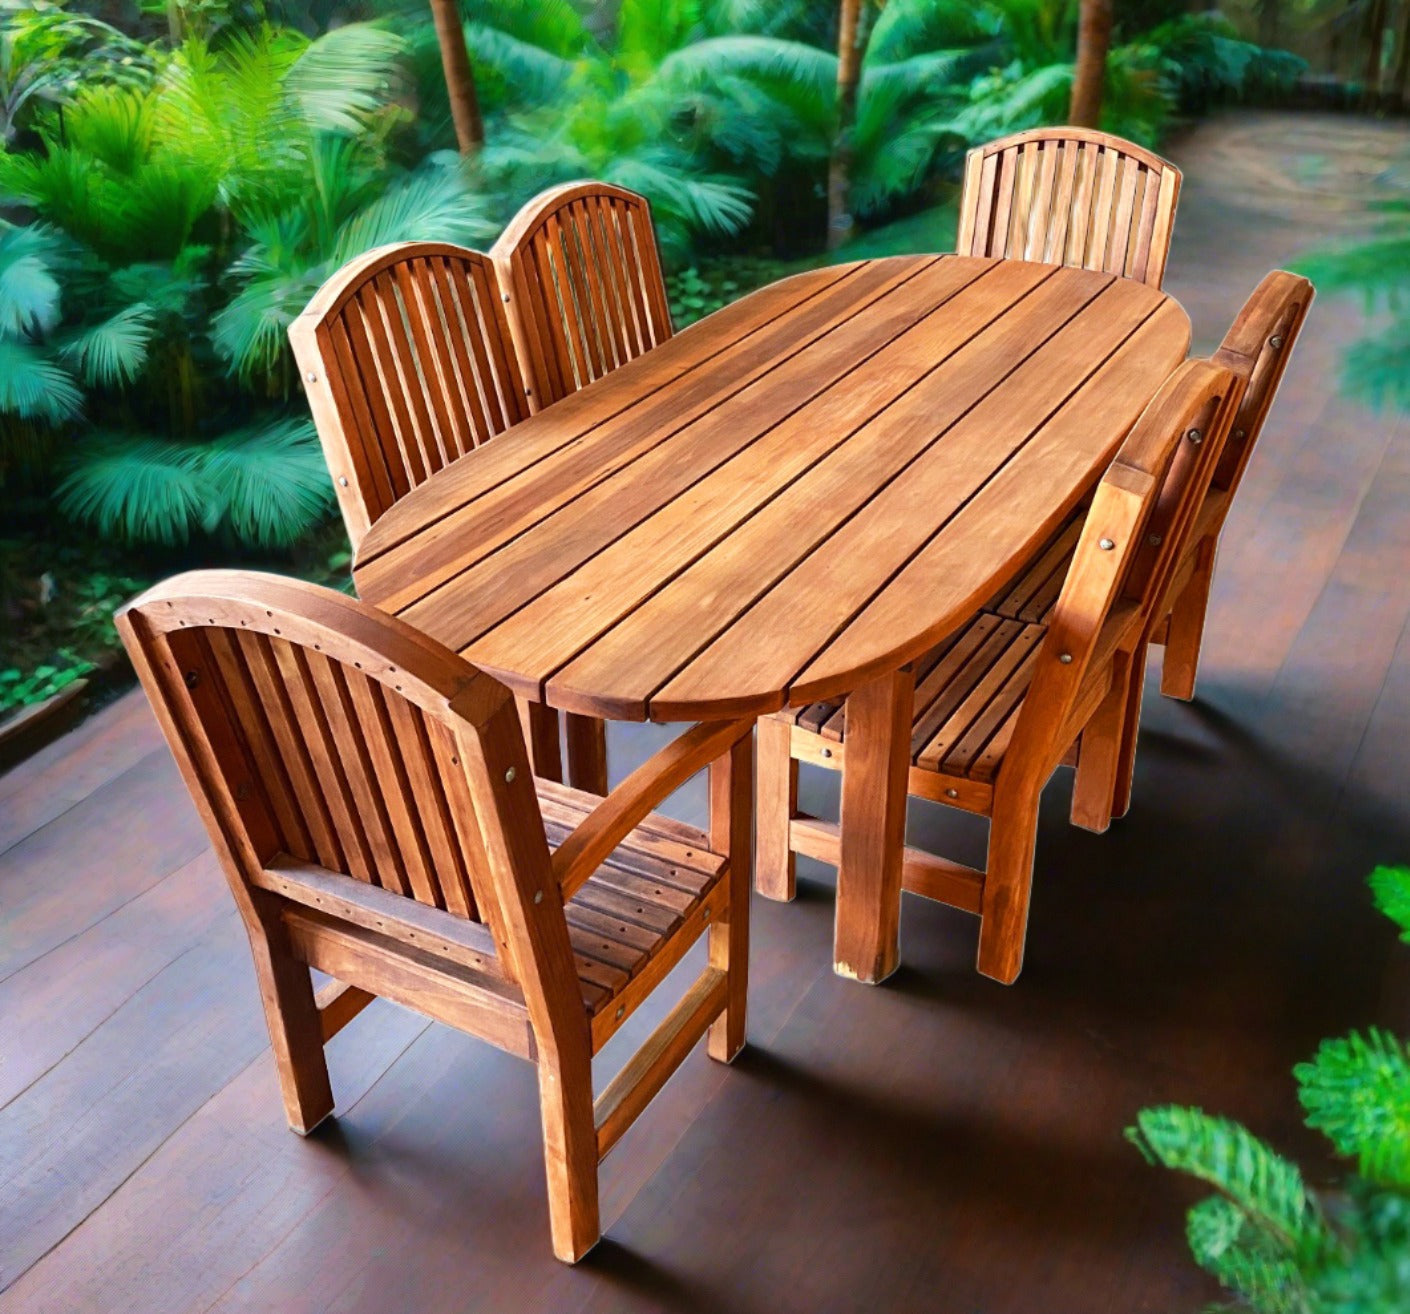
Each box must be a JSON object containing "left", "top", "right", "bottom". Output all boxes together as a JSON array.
[{"left": 355, "top": 255, "right": 1191, "bottom": 723}]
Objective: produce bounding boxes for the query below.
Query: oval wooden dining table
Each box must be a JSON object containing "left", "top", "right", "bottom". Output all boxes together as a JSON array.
[{"left": 354, "top": 252, "right": 1191, "bottom": 981}]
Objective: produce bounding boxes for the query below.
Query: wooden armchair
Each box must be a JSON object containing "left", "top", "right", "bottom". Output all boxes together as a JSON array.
[
  {"left": 116, "top": 571, "right": 753, "bottom": 1263},
  {"left": 981, "top": 271, "right": 1313, "bottom": 819},
  {"left": 957, "top": 128, "right": 1182, "bottom": 287},
  {"left": 492, "top": 181, "right": 674, "bottom": 409},
  {"left": 756, "top": 360, "right": 1244, "bottom": 984},
  {"left": 289, "top": 241, "right": 609, "bottom": 794}
]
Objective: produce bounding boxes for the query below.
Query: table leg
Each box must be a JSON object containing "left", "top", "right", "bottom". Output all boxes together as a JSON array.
[{"left": 833, "top": 665, "right": 914, "bottom": 984}]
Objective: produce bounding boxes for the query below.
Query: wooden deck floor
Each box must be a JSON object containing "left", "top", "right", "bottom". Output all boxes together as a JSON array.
[{"left": 3, "top": 111, "right": 1409, "bottom": 1313}]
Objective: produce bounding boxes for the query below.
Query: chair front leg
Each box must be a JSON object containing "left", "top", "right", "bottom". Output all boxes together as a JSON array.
[
  {"left": 708, "top": 730, "right": 754, "bottom": 1062},
  {"left": 976, "top": 783, "right": 1041, "bottom": 985},
  {"left": 1111, "top": 639, "right": 1150, "bottom": 820},
  {"left": 1160, "top": 535, "right": 1218, "bottom": 701},
  {"left": 755, "top": 717, "right": 798, "bottom": 902},
  {"left": 536, "top": 1048, "right": 601, "bottom": 1263}
]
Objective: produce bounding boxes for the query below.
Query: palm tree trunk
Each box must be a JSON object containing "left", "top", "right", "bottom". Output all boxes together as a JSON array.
[
  {"left": 429, "top": 0, "right": 484, "bottom": 154},
  {"left": 1069, "top": 0, "right": 1114, "bottom": 128},
  {"left": 1364, "top": 0, "right": 1390, "bottom": 104},
  {"left": 826, "top": 0, "right": 865, "bottom": 252},
  {"left": 1257, "top": 0, "right": 1280, "bottom": 49}
]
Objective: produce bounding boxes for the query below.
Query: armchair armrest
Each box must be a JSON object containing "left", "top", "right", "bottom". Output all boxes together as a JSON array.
[{"left": 550, "top": 718, "right": 753, "bottom": 901}]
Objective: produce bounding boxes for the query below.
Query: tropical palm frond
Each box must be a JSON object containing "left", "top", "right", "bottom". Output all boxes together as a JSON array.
[
  {"left": 464, "top": 24, "right": 577, "bottom": 110},
  {"left": 699, "top": 0, "right": 811, "bottom": 39},
  {"left": 465, "top": 0, "right": 592, "bottom": 59},
  {"left": 617, "top": 0, "right": 704, "bottom": 66},
  {"left": 57, "top": 433, "right": 206, "bottom": 545},
  {"left": 860, "top": 49, "right": 976, "bottom": 104},
  {"left": 283, "top": 24, "right": 408, "bottom": 136},
  {"left": 0, "top": 337, "right": 82, "bottom": 423},
  {"left": 659, "top": 34, "right": 836, "bottom": 106},
  {"left": 606, "top": 151, "right": 753, "bottom": 245},
  {"left": 60, "top": 84, "right": 157, "bottom": 174},
  {"left": 0, "top": 221, "right": 65, "bottom": 337},
  {"left": 198, "top": 417, "right": 334, "bottom": 547},
  {"left": 866, "top": 0, "right": 998, "bottom": 64},
  {"left": 59, "top": 302, "right": 156, "bottom": 388},
  {"left": 330, "top": 162, "right": 495, "bottom": 265},
  {"left": 212, "top": 264, "right": 323, "bottom": 385}
]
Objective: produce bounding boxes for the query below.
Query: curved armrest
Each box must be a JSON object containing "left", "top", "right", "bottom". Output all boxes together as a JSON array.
[{"left": 551, "top": 718, "right": 753, "bottom": 900}]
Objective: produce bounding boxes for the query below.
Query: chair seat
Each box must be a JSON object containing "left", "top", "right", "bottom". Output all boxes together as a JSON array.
[
  {"left": 536, "top": 780, "right": 726, "bottom": 1014},
  {"left": 776, "top": 614, "right": 1050, "bottom": 783}
]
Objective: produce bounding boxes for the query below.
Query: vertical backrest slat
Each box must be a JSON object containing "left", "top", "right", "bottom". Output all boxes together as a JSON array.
[
  {"left": 290, "top": 243, "right": 529, "bottom": 550},
  {"left": 493, "top": 182, "right": 674, "bottom": 409},
  {"left": 114, "top": 573, "right": 574, "bottom": 985},
  {"left": 958, "top": 129, "right": 1180, "bottom": 288}
]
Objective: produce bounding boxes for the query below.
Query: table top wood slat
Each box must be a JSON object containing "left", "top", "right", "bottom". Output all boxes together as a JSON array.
[{"left": 354, "top": 255, "right": 1190, "bottom": 724}]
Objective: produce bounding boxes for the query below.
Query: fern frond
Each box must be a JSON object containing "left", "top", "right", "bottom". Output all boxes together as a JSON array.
[
  {"left": 1369, "top": 865, "right": 1410, "bottom": 942},
  {"left": 1296, "top": 1030, "right": 1410, "bottom": 1187},
  {"left": 1186, "top": 1195, "right": 1312, "bottom": 1314},
  {"left": 1128, "top": 1106, "right": 1331, "bottom": 1258}
]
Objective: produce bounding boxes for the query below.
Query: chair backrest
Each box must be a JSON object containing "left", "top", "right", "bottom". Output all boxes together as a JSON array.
[
  {"left": 289, "top": 242, "right": 530, "bottom": 549},
  {"left": 115, "top": 571, "right": 565, "bottom": 992},
  {"left": 492, "top": 181, "right": 673, "bottom": 409},
  {"left": 1007, "top": 359, "right": 1244, "bottom": 778},
  {"left": 956, "top": 128, "right": 1182, "bottom": 287},
  {"left": 1210, "top": 270, "right": 1314, "bottom": 498}
]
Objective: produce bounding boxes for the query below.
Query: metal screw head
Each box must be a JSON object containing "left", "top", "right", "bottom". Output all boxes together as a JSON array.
[
  {"left": 533, "top": 890, "right": 543, "bottom": 905},
  {"left": 944, "top": 788, "right": 959, "bottom": 799},
  {"left": 504, "top": 767, "right": 517, "bottom": 783},
  {"left": 305, "top": 371, "right": 317, "bottom": 383},
  {"left": 1058, "top": 653, "right": 1074, "bottom": 665},
  {"left": 821, "top": 747, "right": 832, "bottom": 758},
  {"left": 1098, "top": 537, "right": 1115, "bottom": 551},
  {"left": 615, "top": 1005, "right": 625, "bottom": 1020},
  {"left": 502, "top": 293, "right": 511, "bottom": 303},
  {"left": 1148, "top": 533, "right": 1162, "bottom": 547},
  {"left": 184, "top": 669, "right": 200, "bottom": 689},
  {"left": 338, "top": 476, "right": 349, "bottom": 487},
  {"left": 524, "top": 387, "right": 533, "bottom": 397},
  {"left": 1269, "top": 334, "right": 1283, "bottom": 349},
  {"left": 702, "top": 907, "right": 710, "bottom": 921},
  {"left": 1233, "top": 428, "right": 1246, "bottom": 441},
  {"left": 1187, "top": 428, "right": 1203, "bottom": 445}
]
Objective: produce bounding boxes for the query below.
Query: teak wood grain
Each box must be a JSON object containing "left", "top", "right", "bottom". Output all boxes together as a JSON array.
[
  {"left": 353, "top": 255, "right": 1191, "bottom": 726},
  {"left": 115, "top": 571, "right": 754, "bottom": 1264},
  {"left": 761, "top": 360, "right": 1246, "bottom": 984},
  {"left": 956, "top": 128, "right": 1182, "bottom": 288}
]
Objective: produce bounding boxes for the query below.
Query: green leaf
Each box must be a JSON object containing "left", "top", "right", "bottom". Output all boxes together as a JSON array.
[{"left": 1186, "top": 1195, "right": 1310, "bottom": 1314}]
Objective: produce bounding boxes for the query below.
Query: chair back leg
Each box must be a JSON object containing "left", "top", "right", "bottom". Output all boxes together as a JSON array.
[
  {"left": 707, "top": 731, "right": 754, "bottom": 1062},
  {"left": 1160, "top": 536, "right": 1219, "bottom": 699}
]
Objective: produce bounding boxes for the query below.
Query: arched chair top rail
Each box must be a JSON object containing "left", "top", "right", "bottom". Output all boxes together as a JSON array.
[
  {"left": 970, "top": 126, "right": 1178, "bottom": 177},
  {"left": 118, "top": 569, "right": 506, "bottom": 727},
  {"left": 290, "top": 241, "right": 508, "bottom": 328},
  {"left": 490, "top": 180, "right": 659, "bottom": 254}
]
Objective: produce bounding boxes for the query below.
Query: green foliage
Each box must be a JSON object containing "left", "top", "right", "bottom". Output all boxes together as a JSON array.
[
  {"left": 0, "top": 657, "right": 93, "bottom": 718},
  {"left": 1132, "top": 868, "right": 1410, "bottom": 1312},
  {"left": 1296, "top": 202, "right": 1410, "bottom": 415}
]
